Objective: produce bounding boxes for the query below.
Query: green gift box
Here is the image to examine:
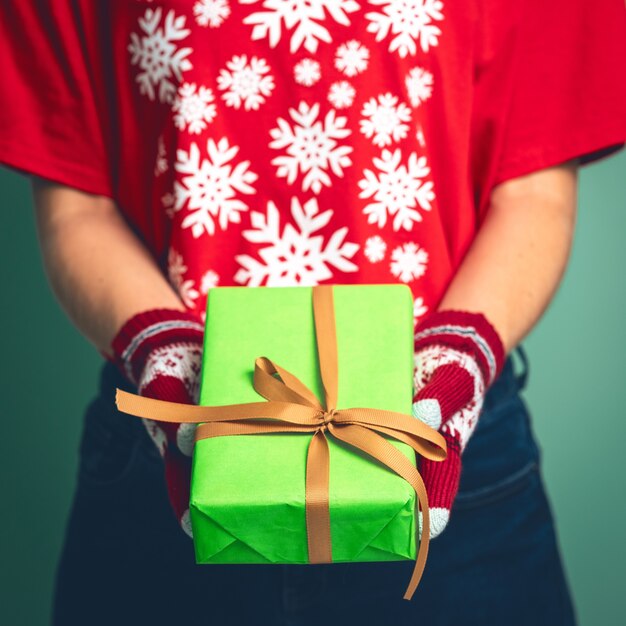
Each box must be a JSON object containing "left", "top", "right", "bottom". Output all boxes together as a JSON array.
[{"left": 191, "top": 284, "right": 424, "bottom": 565}]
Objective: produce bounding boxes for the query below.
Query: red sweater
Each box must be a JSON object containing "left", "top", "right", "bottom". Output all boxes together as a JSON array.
[{"left": 1, "top": 0, "right": 624, "bottom": 323}]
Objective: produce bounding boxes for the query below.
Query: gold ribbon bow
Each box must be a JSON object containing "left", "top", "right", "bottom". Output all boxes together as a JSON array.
[{"left": 116, "top": 285, "right": 447, "bottom": 600}]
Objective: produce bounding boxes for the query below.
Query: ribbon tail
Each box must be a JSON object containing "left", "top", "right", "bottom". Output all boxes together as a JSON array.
[
  {"left": 328, "top": 423, "right": 430, "bottom": 601},
  {"left": 306, "top": 429, "right": 332, "bottom": 564}
]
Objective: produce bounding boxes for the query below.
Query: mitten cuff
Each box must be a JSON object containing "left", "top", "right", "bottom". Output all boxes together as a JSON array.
[
  {"left": 109, "top": 308, "right": 204, "bottom": 385},
  {"left": 414, "top": 310, "right": 505, "bottom": 387}
]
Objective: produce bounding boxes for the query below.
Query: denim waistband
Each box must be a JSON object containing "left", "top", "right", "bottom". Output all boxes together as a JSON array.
[{"left": 482, "top": 345, "right": 528, "bottom": 413}]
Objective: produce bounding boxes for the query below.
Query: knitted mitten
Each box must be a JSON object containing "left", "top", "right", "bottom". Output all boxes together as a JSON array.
[
  {"left": 110, "top": 308, "right": 204, "bottom": 537},
  {"left": 412, "top": 310, "right": 505, "bottom": 538}
]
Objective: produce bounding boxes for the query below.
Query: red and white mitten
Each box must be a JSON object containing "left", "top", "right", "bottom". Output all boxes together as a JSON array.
[
  {"left": 110, "top": 308, "right": 204, "bottom": 537},
  {"left": 412, "top": 311, "right": 505, "bottom": 538}
]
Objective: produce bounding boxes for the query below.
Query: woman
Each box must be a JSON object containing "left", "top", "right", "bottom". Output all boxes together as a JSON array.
[{"left": 1, "top": 1, "right": 624, "bottom": 624}]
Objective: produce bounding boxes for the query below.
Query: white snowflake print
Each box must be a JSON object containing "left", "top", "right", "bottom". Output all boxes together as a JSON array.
[
  {"left": 390, "top": 242, "right": 428, "bottom": 282},
  {"left": 200, "top": 269, "right": 220, "bottom": 293},
  {"left": 413, "top": 296, "right": 428, "bottom": 323},
  {"left": 365, "top": 0, "right": 444, "bottom": 57},
  {"left": 364, "top": 235, "right": 387, "bottom": 262},
  {"left": 405, "top": 66, "right": 433, "bottom": 107},
  {"left": 154, "top": 136, "right": 168, "bottom": 176},
  {"left": 170, "top": 137, "right": 258, "bottom": 237},
  {"left": 168, "top": 248, "right": 200, "bottom": 308},
  {"left": 217, "top": 54, "right": 275, "bottom": 110},
  {"left": 416, "top": 125, "right": 426, "bottom": 147},
  {"left": 334, "top": 39, "right": 370, "bottom": 76},
  {"left": 235, "top": 197, "right": 359, "bottom": 286},
  {"left": 194, "top": 0, "right": 231, "bottom": 27},
  {"left": 140, "top": 342, "right": 204, "bottom": 403},
  {"left": 172, "top": 83, "right": 217, "bottom": 134},
  {"left": 360, "top": 93, "right": 412, "bottom": 147},
  {"left": 294, "top": 58, "right": 321, "bottom": 86},
  {"left": 358, "top": 148, "right": 435, "bottom": 231},
  {"left": 328, "top": 81, "right": 355, "bottom": 109},
  {"left": 161, "top": 188, "right": 184, "bottom": 219},
  {"left": 240, "top": 0, "right": 360, "bottom": 53},
  {"left": 269, "top": 101, "right": 353, "bottom": 194},
  {"left": 128, "top": 8, "right": 193, "bottom": 103}
]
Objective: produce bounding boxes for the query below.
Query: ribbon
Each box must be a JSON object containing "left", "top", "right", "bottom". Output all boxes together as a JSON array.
[{"left": 115, "top": 285, "right": 447, "bottom": 601}]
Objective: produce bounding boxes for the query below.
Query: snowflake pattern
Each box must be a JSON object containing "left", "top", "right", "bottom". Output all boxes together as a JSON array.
[
  {"left": 335, "top": 40, "right": 370, "bottom": 76},
  {"left": 130, "top": 0, "right": 448, "bottom": 322},
  {"left": 364, "top": 235, "right": 387, "bottom": 262},
  {"left": 235, "top": 197, "right": 359, "bottom": 286},
  {"left": 416, "top": 126, "right": 426, "bottom": 147},
  {"left": 360, "top": 93, "right": 412, "bottom": 146},
  {"left": 413, "top": 296, "right": 428, "bottom": 323},
  {"left": 390, "top": 242, "right": 428, "bottom": 282},
  {"left": 128, "top": 8, "right": 193, "bottom": 103},
  {"left": 413, "top": 345, "right": 485, "bottom": 450},
  {"left": 365, "top": 0, "right": 444, "bottom": 57},
  {"left": 194, "top": 0, "right": 231, "bottom": 27},
  {"left": 269, "top": 101, "right": 353, "bottom": 194},
  {"left": 154, "top": 136, "right": 168, "bottom": 177},
  {"left": 294, "top": 58, "right": 322, "bottom": 86},
  {"left": 168, "top": 248, "right": 200, "bottom": 307},
  {"left": 217, "top": 54, "right": 275, "bottom": 110},
  {"left": 405, "top": 66, "right": 434, "bottom": 107},
  {"left": 240, "top": 0, "right": 361, "bottom": 53},
  {"left": 328, "top": 81, "right": 356, "bottom": 108},
  {"left": 200, "top": 269, "right": 220, "bottom": 293},
  {"left": 172, "top": 83, "right": 217, "bottom": 134},
  {"left": 170, "top": 137, "right": 258, "bottom": 237},
  {"left": 358, "top": 148, "right": 435, "bottom": 230}
]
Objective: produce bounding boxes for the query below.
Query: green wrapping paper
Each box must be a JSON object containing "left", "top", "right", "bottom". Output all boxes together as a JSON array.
[{"left": 191, "top": 284, "right": 418, "bottom": 564}]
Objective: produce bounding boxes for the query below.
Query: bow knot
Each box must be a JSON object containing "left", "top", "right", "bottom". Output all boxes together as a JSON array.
[{"left": 319, "top": 408, "right": 338, "bottom": 431}]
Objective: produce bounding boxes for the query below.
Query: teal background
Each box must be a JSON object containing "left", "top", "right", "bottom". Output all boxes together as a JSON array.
[{"left": 1, "top": 152, "right": 625, "bottom": 624}]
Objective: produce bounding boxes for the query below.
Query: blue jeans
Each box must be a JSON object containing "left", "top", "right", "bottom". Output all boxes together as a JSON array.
[{"left": 53, "top": 347, "right": 577, "bottom": 625}]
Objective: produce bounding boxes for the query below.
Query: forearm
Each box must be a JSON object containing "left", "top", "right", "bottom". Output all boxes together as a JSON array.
[
  {"left": 438, "top": 163, "right": 578, "bottom": 354},
  {"left": 31, "top": 178, "right": 185, "bottom": 355}
]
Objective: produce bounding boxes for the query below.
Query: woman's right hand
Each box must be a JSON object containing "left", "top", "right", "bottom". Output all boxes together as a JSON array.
[{"left": 110, "top": 308, "right": 205, "bottom": 536}]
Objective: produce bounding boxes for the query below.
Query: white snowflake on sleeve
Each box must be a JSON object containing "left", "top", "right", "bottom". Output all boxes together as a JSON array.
[
  {"left": 334, "top": 40, "right": 370, "bottom": 76},
  {"left": 194, "top": 0, "right": 231, "bottom": 27},
  {"left": 358, "top": 149, "right": 435, "bottom": 231},
  {"left": 200, "top": 269, "right": 220, "bottom": 293},
  {"left": 172, "top": 137, "right": 258, "bottom": 237},
  {"left": 168, "top": 248, "right": 200, "bottom": 307},
  {"left": 154, "top": 136, "right": 168, "bottom": 176},
  {"left": 294, "top": 58, "right": 322, "bottom": 86},
  {"left": 328, "top": 81, "right": 356, "bottom": 109},
  {"left": 172, "top": 83, "right": 217, "bottom": 134},
  {"left": 128, "top": 8, "right": 193, "bottom": 103},
  {"left": 390, "top": 242, "right": 428, "bottom": 282},
  {"left": 416, "top": 125, "right": 426, "bottom": 147},
  {"left": 240, "top": 0, "right": 360, "bottom": 53},
  {"left": 217, "top": 54, "right": 275, "bottom": 110},
  {"left": 269, "top": 101, "right": 353, "bottom": 194},
  {"left": 364, "top": 235, "right": 387, "bottom": 262},
  {"left": 360, "top": 93, "right": 412, "bottom": 147},
  {"left": 234, "top": 197, "right": 359, "bottom": 286},
  {"left": 413, "top": 296, "right": 428, "bottom": 323},
  {"left": 405, "top": 66, "right": 433, "bottom": 107},
  {"left": 365, "top": 0, "right": 444, "bottom": 57}
]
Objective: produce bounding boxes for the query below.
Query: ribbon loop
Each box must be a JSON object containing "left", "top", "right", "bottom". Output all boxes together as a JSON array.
[{"left": 115, "top": 285, "right": 447, "bottom": 601}]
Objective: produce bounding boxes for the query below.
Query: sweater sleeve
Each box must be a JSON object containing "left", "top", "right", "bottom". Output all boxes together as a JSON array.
[
  {"left": 0, "top": 2, "right": 113, "bottom": 197},
  {"left": 471, "top": 0, "right": 626, "bottom": 218}
]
